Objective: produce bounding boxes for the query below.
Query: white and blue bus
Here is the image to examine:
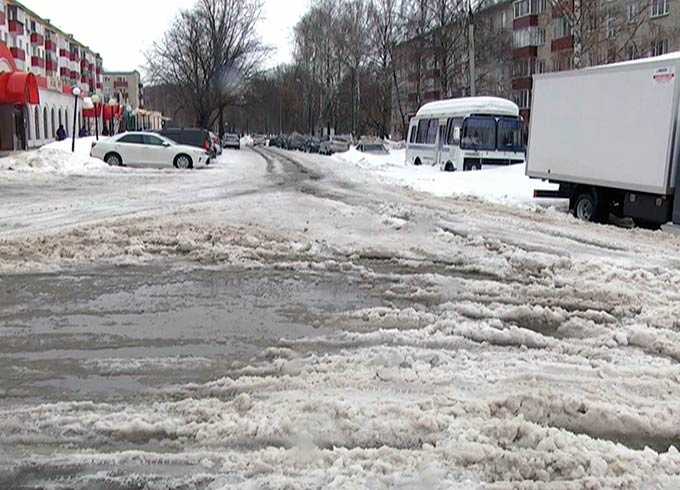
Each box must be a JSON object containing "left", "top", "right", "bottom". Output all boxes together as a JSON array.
[{"left": 405, "top": 96, "right": 526, "bottom": 172}]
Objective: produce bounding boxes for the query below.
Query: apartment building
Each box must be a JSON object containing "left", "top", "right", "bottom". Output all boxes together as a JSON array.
[
  {"left": 512, "top": 0, "right": 680, "bottom": 121},
  {"left": 102, "top": 70, "right": 143, "bottom": 110},
  {"left": 0, "top": 0, "right": 106, "bottom": 150},
  {"left": 391, "top": 0, "right": 515, "bottom": 139}
]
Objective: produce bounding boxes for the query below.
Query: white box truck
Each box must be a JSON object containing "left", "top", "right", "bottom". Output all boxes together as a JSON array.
[{"left": 527, "top": 53, "right": 680, "bottom": 227}]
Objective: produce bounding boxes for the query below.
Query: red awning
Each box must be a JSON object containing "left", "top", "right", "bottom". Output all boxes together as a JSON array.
[{"left": 0, "top": 72, "right": 39, "bottom": 105}]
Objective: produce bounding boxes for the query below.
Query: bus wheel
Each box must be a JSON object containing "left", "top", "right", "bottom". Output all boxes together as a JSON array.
[
  {"left": 444, "top": 162, "right": 455, "bottom": 172},
  {"left": 414, "top": 158, "right": 422, "bottom": 166}
]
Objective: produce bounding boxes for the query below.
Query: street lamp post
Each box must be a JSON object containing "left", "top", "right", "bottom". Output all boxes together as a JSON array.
[
  {"left": 71, "top": 86, "right": 81, "bottom": 153},
  {"left": 91, "top": 93, "right": 101, "bottom": 141}
]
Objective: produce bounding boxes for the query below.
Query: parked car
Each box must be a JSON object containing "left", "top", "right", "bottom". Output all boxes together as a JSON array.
[
  {"left": 357, "top": 142, "right": 389, "bottom": 155},
  {"left": 90, "top": 132, "right": 211, "bottom": 169},
  {"left": 269, "top": 135, "right": 284, "bottom": 148},
  {"left": 155, "top": 128, "right": 215, "bottom": 159},
  {"left": 253, "top": 135, "right": 267, "bottom": 146},
  {"left": 303, "top": 136, "right": 321, "bottom": 153},
  {"left": 223, "top": 133, "right": 241, "bottom": 150},
  {"left": 210, "top": 132, "right": 222, "bottom": 156},
  {"left": 287, "top": 133, "right": 306, "bottom": 151},
  {"left": 319, "top": 137, "right": 351, "bottom": 156}
]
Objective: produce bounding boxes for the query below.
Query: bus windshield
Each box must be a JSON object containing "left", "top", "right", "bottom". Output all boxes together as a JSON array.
[
  {"left": 498, "top": 117, "right": 525, "bottom": 153},
  {"left": 461, "top": 116, "right": 496, "bottom": 151}
]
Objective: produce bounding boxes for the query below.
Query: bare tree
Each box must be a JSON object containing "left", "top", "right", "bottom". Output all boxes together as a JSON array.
[
  {"left": 146, "top": 0, "right": 266, "bottom": 131},
  {"left": 547, "top": 0, "right": 653, "bottom": 69}
]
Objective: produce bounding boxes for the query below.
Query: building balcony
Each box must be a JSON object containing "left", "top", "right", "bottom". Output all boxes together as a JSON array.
[
  {"left": 513, "top": 15, "right": 539, "bottom": 30},
  {"left": 96, "top": 82, "right": 102, "bottom": 89},
  {"left": 69, "top": 53, "right": 80, "bottom": 62},
  {"left": 46, "top": 59, "right": 58, "bottom": 72},
  {"left": 45, "top": 39, "right": 57, "bottom": 52},
  {"left": 31, "top": 56, "right": 44, "bottom": 68},
  {"left": 552, "top": 36, "right": 574, "bottom": 52},
  {"left": 70, "top": 70, "right": 79, "bottom": 79},
  {"left": 8, "top": 20, "right": 24, "bottom": 35},
  {"left": 95, "top": 67, "right": 102, "bottom": 75},
  {"left": 0, "top": 12, "right": 5, "bottom": 26},
  {"left": 59, "top": 49, "right": 70, "bottom": 59},
  {"left": 513, "top": 46, "right": 538, "bottom": 59},
  {"left": 10, "top": 47, "right": 26, "bottom": 61},
  {"left": 30, "top": 33, "right": 45, "bottom": 45},
  {"left": 512, "top": 77, "right": 533, "bottom": 90},
  {"left": 60, "top": 67, "right": 70, "bottom": 77}
]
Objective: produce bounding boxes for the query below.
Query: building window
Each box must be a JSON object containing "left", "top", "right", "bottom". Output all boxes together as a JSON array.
[
  {"left": 553, "top": 16, "right": 572, "bottom": 39},
  {"left": 627, "top": 2, "right": 640, "bottom": 22},
  {"left": 34, "top": 106, "right": 40, "bottom": 140},
  {"left": 651, "top": 39, "right": 669, "bottom": 56},
  {"left": 514, "top": 89, "right": 531, "bottom": 109},
  {"left": 43, "top": 107, "right": 48, "bottom": 140},
  {"left": 513, "top": 0, "right": 547, "bottom": 19},
  {"left": 513, "top": 57, "right": 546, "bottom": 77},
  {"left": 651, "top": 0, "right": 670, "bottom": 17}
]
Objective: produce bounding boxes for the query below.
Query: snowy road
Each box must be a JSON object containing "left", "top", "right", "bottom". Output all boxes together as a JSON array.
[{"left": 1, "top": 145, "right": 680, "bottom": 488}]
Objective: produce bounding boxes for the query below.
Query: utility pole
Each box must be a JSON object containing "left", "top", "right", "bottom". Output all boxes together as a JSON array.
[{"left": 468, "top": 2, "right": 476, "bottom": 97}]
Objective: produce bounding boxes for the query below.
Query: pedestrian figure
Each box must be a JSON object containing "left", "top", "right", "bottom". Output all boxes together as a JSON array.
[{"left": 56, "top": 125, "right": 66, "bottom": 141}]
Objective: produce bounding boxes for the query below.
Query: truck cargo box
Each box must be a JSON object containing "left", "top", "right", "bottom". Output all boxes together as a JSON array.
[{"left": 527, "top": 54, "right": 680, "bottom": 196}]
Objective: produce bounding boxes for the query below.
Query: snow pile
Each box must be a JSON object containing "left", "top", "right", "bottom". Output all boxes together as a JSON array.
[
  {"left": 332, "top": 147, "right": 558, "bottom": 206},
  {"left": 240, "top": 135, "right": 254, "bottom": 147},
  {"left": 0, "top": 137, "right": 108, "bottom": 174}
]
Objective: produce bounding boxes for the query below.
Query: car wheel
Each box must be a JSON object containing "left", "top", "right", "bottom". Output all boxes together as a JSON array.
[
  {"left": 174, "top": 154, "right": 193, "bottom": 169},
  {"left": 414, "top": 158, "right": 422, "bottom": 166},
  {"left": 104, "top": 152, "right": 123, "bottom": 166},
  {"left": 444, "top": 162, "right": 455, "bottom": 172},
  {"left": 463, "top": 162, "right": 472, "bottom": 171}
]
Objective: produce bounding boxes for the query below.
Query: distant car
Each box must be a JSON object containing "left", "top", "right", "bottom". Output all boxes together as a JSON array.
[
  {"left": 357, "top": 143, "right": 389, "bottom": 155},
  {"left": 253, "top": 135, "right": 267, "bottom": 146},
  {"left": 155, "top": 128, "right": 214, "bottom": 160},
  {"left": 303, "top": 137, "right": 321, "bottom": 153},
  {"left": 269, "top": 135, "right": 284, "bottom": 148},
  {"left": 319, "top": 137, "right": 351, "bottom": 156},
  {"left": 90, "top": 132, "right": 210, "bottom": 169},
  {"left": 223, "top": 133, "right": 241, "bottom": 150},
  {"left": 210, "top": 132, "right": 222, "bottom": 156},
  {"left": 287, "top": 133, "right": 306, "bottom": 151}
]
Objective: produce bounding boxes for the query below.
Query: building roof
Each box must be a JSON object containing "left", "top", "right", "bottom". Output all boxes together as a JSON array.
[{"left": 416, "top": 96, "right": 519, "bottom": 119}]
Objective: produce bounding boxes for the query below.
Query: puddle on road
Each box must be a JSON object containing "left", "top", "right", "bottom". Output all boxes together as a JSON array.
[{"left": 0, "top": 264, "right": 381, "bottom": 403}]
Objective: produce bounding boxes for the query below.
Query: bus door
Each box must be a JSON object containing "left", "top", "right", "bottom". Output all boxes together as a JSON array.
[{"left": 436, "top": 122, "right": 447, "bottom": 168}]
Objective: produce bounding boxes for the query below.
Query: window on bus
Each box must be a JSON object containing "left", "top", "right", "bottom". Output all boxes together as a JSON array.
[
  {"left": 461, "top": 116, "right": 496, "bottom": 151},
  {"left": 446, "top": 117, "right": 464, "bottom": 146},
  {"left": 416, "top": 119, "right": 429, "bottom": 143},
  {"left": 497, "top": 117, "right": 525, "bottom": 152},
  {"left": 426, "top": 119, "right": 438, "bottom": 144}
]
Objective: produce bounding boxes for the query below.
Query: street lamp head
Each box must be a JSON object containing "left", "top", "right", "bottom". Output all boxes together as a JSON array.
[
  {"left": 72, "top": 86, "right": 81, "bottom": 97},
  {"left": 108, "top": 98, "right": 117, "bottom": 107},
  {"left": 91, "top": 93, "right": 101, "bottom": 104}
]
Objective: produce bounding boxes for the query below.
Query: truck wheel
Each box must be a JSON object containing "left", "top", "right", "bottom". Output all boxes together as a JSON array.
[{"left": 573, "top": 192, "right": 604, "bottom": 223}]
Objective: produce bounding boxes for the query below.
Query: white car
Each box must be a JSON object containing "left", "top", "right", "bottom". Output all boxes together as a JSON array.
[{"left": 90, "top": 132, "right": 210, "bottom": 169}]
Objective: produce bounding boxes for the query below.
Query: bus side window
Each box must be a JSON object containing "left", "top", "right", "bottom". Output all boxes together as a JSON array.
[
  {"left": 416, "top": 119, "right": 429, "bottom": 144},
  {"left": 448, "top": 117, "right": 463, "bottom": 146}
]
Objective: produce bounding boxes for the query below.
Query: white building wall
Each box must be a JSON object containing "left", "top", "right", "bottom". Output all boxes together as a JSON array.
[{"left": 27, "top": 89, "right": 80, "bottom": 148}]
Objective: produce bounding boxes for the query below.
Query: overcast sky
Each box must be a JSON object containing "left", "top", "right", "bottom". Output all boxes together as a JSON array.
[{"left": 23, "top": 0, "right": 309, "bottom": 75}]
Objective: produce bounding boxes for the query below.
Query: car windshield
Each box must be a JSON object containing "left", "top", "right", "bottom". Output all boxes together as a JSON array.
[
  {"left": 497, "top": 117, "right": 525, "bottom": 152},
  {"left": 363, "top": 145, "right": 385, "bottom": 152}
]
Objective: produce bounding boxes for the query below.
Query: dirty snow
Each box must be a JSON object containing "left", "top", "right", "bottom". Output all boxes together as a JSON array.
[
  {"left": 333, "top": 147, "right": 559, "bottom": 206},
  {"left": 1, "top": 144, "right": 680, "bottom": 488}
]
